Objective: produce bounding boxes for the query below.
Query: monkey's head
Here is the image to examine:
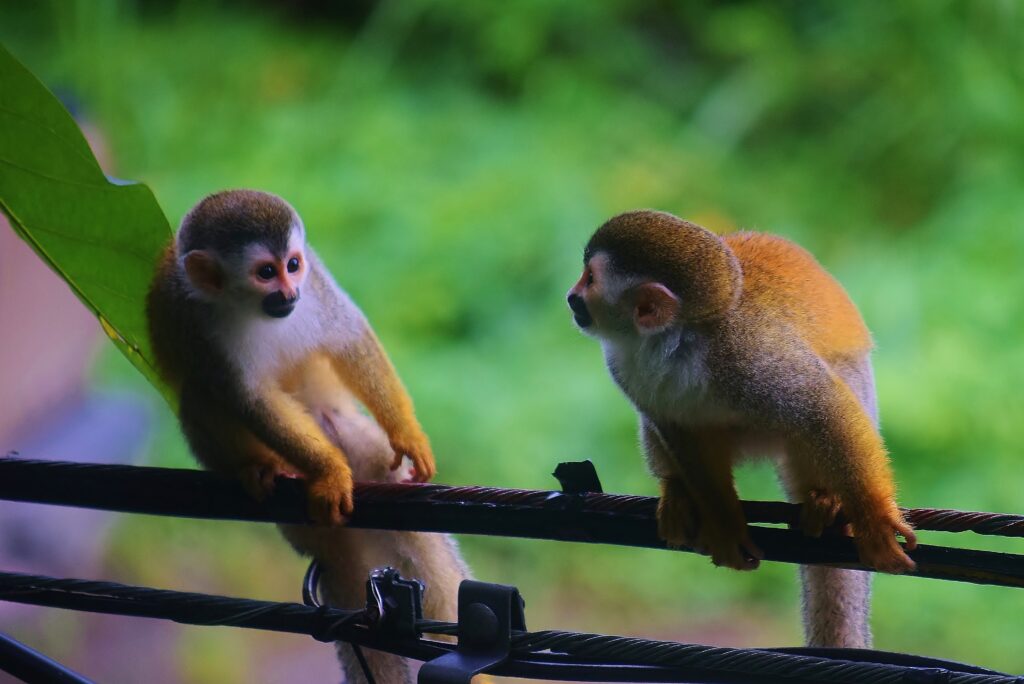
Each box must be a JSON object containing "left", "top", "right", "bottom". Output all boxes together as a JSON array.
[
  {"left": 177, "top": 189, "right": 308, "bottom": 319},
  {"left": 567, "top": 210, "right": 742, "bottom": 339}
]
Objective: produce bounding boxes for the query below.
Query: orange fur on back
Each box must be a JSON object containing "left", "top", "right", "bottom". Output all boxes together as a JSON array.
[{"left": 724, "top": 232, "right": 871, "bottom": 362}]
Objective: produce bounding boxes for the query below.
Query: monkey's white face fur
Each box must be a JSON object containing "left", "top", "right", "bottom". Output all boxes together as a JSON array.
[
  {"left": 568, "top": 252, "right": 716, "bottom": 422},
  {"left": 219, "top": 226, "right": 308, "bottom": 315}
]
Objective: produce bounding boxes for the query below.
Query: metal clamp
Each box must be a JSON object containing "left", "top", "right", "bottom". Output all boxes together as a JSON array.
[
  {"left": 418, "top": 580, "right": 527, "bottom": 683},
  {"left": 365, "top": 566, "right": 425, "bottom": 639}
]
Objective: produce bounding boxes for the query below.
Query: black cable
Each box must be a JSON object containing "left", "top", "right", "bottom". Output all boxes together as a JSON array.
[
  {"left": 0, "top": 632, "right": 95, "bottom": 684},
  {"left": 1, "top": 458, "right": 1023, "bottom": 589},
  {"left": 0, "top": 570, "right": 1019, "bottom": 684}
]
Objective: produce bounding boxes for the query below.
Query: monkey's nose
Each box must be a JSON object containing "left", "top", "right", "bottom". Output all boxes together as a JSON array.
[
  {"left": 262, "top": 290, "right": 298, "bottom": 318},
  {"left": 567, "top": 293, "right": 592, "bottom": 328}
]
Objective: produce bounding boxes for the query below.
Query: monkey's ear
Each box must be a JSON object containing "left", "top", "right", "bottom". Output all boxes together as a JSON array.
[
  {"left": 633, "top": 283, "right": 679, "bottom": 334},
  {"left": 184, "top": 250, "right": 224, "bottom": 295}
]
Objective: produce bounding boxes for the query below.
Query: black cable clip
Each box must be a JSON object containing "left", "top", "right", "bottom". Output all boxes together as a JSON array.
[
  {"left": 552, "top": 459, "right": 603, "bottom": 494},
  {"left": 418, "top": 580, "right": 527, "bottom": 684},
  {"left": 365, "top": 566, "right": 424, "bottom": 639},
  {"left": 547, "top": 459, "right": 604, "bottom": 514}
]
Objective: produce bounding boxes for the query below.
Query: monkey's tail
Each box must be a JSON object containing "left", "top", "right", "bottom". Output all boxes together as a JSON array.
[
  {"left": 800, "top": 566, "right": 872, "bottom": 648},
  {"left": 280, "top": 524, "right": 476, "bottom": 684},
  {"left": 803, "top": 355, "right": 876, "bottom": 649}
]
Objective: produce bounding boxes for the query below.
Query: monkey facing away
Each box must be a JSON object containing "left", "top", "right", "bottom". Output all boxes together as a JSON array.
[
  {"left": 147, "top": 189, "right": 470, "bottom": 682},
  {"left": 566, "top": 210, "right": 916, "bottom": 648}
]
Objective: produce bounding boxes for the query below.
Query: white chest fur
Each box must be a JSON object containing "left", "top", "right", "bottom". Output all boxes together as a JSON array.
[
  {"left": 602, "top": 329, "right": 731, "bottom": 425},
  {"left": 213, "top": 298, "right": 325, "bottom": 391}
]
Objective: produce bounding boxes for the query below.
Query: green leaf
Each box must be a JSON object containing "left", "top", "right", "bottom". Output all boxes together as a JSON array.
[{"left": 0, "top": 44, "right": 174, "bottom": 403}]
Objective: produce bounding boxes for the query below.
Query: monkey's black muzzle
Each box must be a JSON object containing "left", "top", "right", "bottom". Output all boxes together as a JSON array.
[
  {"left": 262, "top": 290, "right": 300, "bottom": 318},
  {"left": 567, "top": 293, "right": 593, "bottom": 328}
]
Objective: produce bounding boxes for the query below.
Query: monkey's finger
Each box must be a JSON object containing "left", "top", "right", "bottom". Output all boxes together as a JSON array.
[
  {"left": 879, "top": 549, "right": 917, "bottom": 574},
  {"left": 340, "top": 489, "right": 355, "bottom": 517},
  {"left": 307, "top": 499, "right": 329, "bottom": 525},
  {"left": 389, "top": 451, "right": 404, "bottom": 471},
  {"left": 740, "top": 533, "right": 765, "bottom": 562},
  {"left": 896, "top": 521, "right": 918, "bottom": 550},
  {"left": 260, "top": 467, "right": 279, "bottom": 495},
  {"left": 413, "top": 456, "right": 436, "bottom": 482},
  {"left": 743, "top": 542, "right": 765, "bottom": 561},
  {"left": 710, "top": 546, "right": 758, "bottom": 571},
  {"left": 239, "top": 469, "right": 262, "bottom": 502}
]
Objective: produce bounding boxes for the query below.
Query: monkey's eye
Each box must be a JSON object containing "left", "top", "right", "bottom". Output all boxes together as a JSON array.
[
  {"left": 586, "top": 270, "right": 594, "bottom": 286},
  {"left": 287, "top": 257, "right": 300, "bottom": 273},
  {"left": 257, "top": 264, "right": 277, "bottom": 280}
]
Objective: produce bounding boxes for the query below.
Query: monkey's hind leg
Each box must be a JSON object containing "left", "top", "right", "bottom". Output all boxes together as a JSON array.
[{"left": 778, "top": 455, "right": 872, "bottom": 649}]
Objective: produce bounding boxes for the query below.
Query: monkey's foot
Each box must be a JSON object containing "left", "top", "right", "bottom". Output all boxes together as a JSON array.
[
  {"left": 800, "top": 489, "right": 844, "bottom": 537},
  {"left": 853, "top": 512, "right": 918, "bottom": 574},
  {"left": 306, "top": 469, "right": 354, "bottom": 526}
]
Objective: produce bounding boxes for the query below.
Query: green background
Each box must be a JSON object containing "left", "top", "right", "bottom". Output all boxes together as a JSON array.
[{"left": 2, "top": 1, "right": 1023, "bottom": 680}]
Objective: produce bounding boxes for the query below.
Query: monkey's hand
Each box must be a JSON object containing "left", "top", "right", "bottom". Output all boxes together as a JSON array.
[
  {"left": 852, "top": 507, "right": 918, "bottom": 574},
  {"left": 657, "top": 478, "right": 762, "bottom": 571},
  {"left": 238, "top": 453, "right": 299, "bottom": 503},
  {"left": 694, "top": 517, "right": 764, "bottom": 571},
  {"left": 306, "top": 464, "right": 355, "bottom": 526},
  {"left": 388, "top": 428, "right": 436, "bottom": 482},
  {"left": 657, "top": 478, "right": 700, "bottom": 548}
]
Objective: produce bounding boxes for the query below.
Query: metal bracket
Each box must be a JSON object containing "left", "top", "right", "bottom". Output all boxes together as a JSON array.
[
  {"left": 365, "top": 566, "right": 425, "bottom": 639},
  {"left": 552, "top": 460, "right": 603, "bottom": 494},
  {"left": 418, "top": 580, "right": 527, "bottom": 683}
]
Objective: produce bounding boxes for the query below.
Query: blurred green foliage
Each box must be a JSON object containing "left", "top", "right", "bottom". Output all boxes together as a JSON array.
[{"left": 2, "top": 0, "right": 1024, "bottom": 679}]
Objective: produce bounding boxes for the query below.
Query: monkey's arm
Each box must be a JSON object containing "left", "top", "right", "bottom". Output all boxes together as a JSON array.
[
  {"left": 649, "top": 420, "right": 763, "bottom": 570},
  {"left": 326, "top": 328, "right": 435, "bottom": 482},
  {"left": 726, "top": 338, "right": 916, "bottom": 572},
  {"left": 640, "top": 418, "right": 699, "bottom": 548},
  {"left": 238, "top": 382, "right": 355, "bottom": 524},
  {"left": 178, "top": 381, "right": 299, "bottom": 501}
]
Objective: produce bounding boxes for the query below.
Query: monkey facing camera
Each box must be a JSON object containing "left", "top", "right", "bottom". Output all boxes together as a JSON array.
[
  {"left": 147, "top": 190, "right": 476, "bottom": 683},
  {"left": 567, "top": 209, "right": 917, "bottom": 649},
  {"left": 147, "top": 189, "right": 437, "bottom": 524}
]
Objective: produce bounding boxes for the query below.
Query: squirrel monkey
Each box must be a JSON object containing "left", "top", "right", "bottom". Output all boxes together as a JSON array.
[
  {"left": 567, "top": 210, "right": 917, "bottom": 648},
  {"left": 282, "top": 356, "right": 471, "bottom": 682},
  {"left": 147, "top": 189, "right": 471, "bottom": 682}
]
